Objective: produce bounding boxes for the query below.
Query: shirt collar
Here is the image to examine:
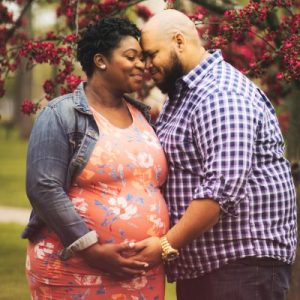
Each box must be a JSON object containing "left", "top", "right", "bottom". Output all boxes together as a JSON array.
[{"left": 180, "top": 49, "right": 224, "bottom": 89}]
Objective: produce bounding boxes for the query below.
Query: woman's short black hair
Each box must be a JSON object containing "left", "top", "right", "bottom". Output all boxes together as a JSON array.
[{"left": 77, "top": 17, "right": 141, "bottom": 77}]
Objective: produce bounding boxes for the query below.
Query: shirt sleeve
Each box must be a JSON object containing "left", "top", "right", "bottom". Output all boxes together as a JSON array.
[
  {"left": 26, "top": 106, "right": 90, "bottom": 246},
  {"left": 191, "top": 90, "right": 259, "bottom": 216}
]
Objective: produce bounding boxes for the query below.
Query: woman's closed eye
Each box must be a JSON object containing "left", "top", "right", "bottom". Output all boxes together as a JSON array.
[
  {"left": 126, "top": 56, "right": 136, "bottom": 61},
  {"left": 126, "top": 55, "right": 144, "bottom": 62}
]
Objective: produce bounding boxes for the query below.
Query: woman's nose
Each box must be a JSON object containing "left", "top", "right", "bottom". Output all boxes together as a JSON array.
[
  {"left": 136, "top": 58, "right": 145, "bottom": 70},
  {"left": 144, "top": 57, "right": 152, "bottom": 70}
]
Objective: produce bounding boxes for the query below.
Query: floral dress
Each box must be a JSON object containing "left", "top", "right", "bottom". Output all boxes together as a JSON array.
[{"left": 26, "top": 103, "right": 169, "bottom": 300}]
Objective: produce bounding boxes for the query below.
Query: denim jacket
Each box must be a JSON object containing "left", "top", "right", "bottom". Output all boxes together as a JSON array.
[{"left": 22, "top": 82, "right": 152, "bottom": 247}]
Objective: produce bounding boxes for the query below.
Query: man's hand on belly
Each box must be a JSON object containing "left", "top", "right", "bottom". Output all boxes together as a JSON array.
[
  {"left": 130, "top": 237, "right": 162, "bottom": 269},
  {"left": 79, "top": 242, "right": 148, "bottom": 279}
]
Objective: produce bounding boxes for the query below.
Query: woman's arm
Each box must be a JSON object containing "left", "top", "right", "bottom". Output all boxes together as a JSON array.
[{"left": 26, "top": 106, "right": 90, "bottom": 246}]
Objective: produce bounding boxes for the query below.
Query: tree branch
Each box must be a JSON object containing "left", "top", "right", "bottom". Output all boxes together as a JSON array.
[
  {"left": 5, "top": 0, "right": 35, "bottom": 43},
  {"left": 75, "top": 0, "right": 80, "bottom": 36},
  {"left": 189, "top": 0, "right": 235, "bottom": 15},
  {"left": 108, "top": 0, "right": 146, "bottom": 17}
]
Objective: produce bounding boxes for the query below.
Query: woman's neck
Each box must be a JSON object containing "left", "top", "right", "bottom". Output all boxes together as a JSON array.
[{"left": 85, "top": 78, "right": 124, "bottom": 109}]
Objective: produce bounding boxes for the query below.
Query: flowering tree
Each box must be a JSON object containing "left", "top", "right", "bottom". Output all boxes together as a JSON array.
[
  {"left": 0, "top": 0, "right": 299, "bottom": 297},
  {"left": 0, "top": 0, "right": 298, "bottom": 111},
  {"left": 189, "top": 0, "right": 300, "bottom": 173},
  {"left": 1, "top": 0, "right": 299, "bottom": 152}
]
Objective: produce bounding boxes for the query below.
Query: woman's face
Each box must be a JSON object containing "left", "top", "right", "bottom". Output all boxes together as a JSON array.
[{"left": 103, "top": 36, "right": 145, "bottom": 93}]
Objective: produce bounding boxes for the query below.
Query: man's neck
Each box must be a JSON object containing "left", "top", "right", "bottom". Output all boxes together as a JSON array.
[{"left": 184, "top": 47, "right": 209, "bottom": 74}]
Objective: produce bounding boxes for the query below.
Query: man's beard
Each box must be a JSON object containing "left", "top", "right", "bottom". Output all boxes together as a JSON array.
[{"left": 156, "top": 52, "right": 184, "bottom": 95}]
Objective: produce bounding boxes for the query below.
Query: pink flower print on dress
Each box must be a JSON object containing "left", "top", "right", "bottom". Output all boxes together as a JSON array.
[
  {"left": 73, "top": 274, "right": 102, "bottom": 286},
  {"left": 72, "top": 197, "right": 88, "bottom": 214},
  {"left": 121, "top": 276, "right": 148, "bottom": 290},
  {"left": 34, "top": 241, "right": 54, "bottom": 259},
  {"left": 142, "top": 131, "right": 161, "bottom": 149},
  {"left": 137, "top": 152, "right": 154, "bottom": 168},
  {"left": 147, "top": 214, "right": 166, "bottom": 236},
  {"left": 108, "top": 197, "right": 137, "bottom": 220}
]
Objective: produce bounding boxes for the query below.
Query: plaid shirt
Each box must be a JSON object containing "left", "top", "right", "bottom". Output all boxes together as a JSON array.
[{"left": 156, "top": 50, "right": 297, "bottom": 282}]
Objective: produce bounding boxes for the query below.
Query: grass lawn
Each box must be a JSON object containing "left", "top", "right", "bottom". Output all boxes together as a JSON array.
[
  {"left": 0, "top": 126, "right": 29, "bottom": 208},
  {"left": 0, "top": 223, "right": 30, "bottom": 300}
]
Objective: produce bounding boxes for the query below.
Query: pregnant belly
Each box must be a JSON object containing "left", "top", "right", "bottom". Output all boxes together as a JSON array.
[{"left": 68, "top": 187, "right": 169, "bottom": 243}]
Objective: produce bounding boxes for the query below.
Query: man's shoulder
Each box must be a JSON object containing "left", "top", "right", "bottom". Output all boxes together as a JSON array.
[
  {"left": 189, "top": 62, "right": 258, "bottom": 111},
  {"left": 207, "top": 60, "right": 256, "bottom": 97}
]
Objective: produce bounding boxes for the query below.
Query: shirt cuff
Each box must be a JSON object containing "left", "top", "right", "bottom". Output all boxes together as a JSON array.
[
  {"left": 193, "top": 176, "right": 242, "bottom": 217},
  {"left": 59, "top": 230, "right": 98, "bottom": 261}
]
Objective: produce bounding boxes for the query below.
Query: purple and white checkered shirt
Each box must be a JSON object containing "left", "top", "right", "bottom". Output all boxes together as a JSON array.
[{"left": 156, "top": 50, "right": 297, "bottom": 282}]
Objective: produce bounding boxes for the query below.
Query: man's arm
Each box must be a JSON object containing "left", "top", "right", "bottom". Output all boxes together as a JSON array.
[
  {"left": 166, "top": 198, "right": 220, "bottom": 249},
  {"left": 132, "top": 199, "right": 220, "bottom": 267}
]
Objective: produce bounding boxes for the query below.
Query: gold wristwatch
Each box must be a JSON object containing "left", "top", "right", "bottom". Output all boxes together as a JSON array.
[{"left": 160, "top": 236, "right": 179, "bottom": 262}]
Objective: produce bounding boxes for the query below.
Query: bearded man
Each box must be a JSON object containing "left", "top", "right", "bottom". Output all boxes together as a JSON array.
[{"left": 132, "top": 9, "right": 297, "bottom": 300}]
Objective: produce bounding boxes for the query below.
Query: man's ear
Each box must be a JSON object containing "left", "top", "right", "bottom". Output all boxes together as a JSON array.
[
  {"left": 94, "top": 53, "right": 107, "bottom": 70},
  {"left": 173, "top": 32, "right": 185, "bottom": 52}
]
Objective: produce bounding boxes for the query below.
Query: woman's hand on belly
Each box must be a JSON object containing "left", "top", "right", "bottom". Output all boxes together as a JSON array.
[{"left": 79, "top": 242, "right": 148, "bottom": 279}]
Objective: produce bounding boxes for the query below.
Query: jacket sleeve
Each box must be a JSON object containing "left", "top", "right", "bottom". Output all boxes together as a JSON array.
[{"left": 26, "top": 106, "right": 90, "bottom": 247}]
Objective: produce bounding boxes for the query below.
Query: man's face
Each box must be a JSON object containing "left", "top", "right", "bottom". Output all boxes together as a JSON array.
[{"left": 141, "top": 31, "right": 184, "bottom": 94}]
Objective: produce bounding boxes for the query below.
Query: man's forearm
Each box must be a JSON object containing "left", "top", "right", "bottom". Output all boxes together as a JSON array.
[{"left": 166, "top": 199, "right": 220, "bottom": 249}]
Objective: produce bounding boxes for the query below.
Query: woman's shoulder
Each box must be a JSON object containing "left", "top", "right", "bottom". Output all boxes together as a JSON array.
[
  {"left": 46, "top": 93, "right": 75, "bottom": 110},
  {"left": 35, "top": 93, "right": 80, "bottom": 132}
]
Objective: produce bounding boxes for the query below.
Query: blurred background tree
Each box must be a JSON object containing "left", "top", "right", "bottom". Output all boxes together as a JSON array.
[{"left": 0, "top": 0, "right": 299, "bottom": 298}]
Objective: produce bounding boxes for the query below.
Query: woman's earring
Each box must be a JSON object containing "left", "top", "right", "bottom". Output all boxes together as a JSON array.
[{"left": 100, "top": 65, "right": 106, "bottom": 70}]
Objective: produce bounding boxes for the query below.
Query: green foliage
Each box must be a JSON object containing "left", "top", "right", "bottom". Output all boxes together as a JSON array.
[
  {"left": 0, "top": 127, "right": 29, "bottom": 208},
  {"left": 0, "top": 223, "right": 30, "bottom": 300}
]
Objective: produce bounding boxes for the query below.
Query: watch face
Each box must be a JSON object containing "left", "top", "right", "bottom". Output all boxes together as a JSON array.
[{"left": 166, "top": 251, "right": 179, "bottom": 261}]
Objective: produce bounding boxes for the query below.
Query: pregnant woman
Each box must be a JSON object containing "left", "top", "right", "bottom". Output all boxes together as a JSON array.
[{"left": 23, "top": 17, "right": 169, "bottom": 299}]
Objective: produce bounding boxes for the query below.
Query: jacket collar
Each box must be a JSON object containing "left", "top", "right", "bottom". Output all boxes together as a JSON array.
[{"left": 73, "top": 82, "right": 92, "bottom": 115}]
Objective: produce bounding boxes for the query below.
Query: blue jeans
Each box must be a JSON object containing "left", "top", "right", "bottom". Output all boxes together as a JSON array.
[{"left": 176, "top": 257, "right": 292, "bottom": 300}]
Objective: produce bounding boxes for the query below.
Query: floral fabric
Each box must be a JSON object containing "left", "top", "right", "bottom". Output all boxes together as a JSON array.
[{"left": 26, "top": 103, "right": 169, "bottom": 299}]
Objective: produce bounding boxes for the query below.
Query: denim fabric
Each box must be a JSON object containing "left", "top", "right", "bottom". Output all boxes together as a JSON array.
[
  {"left": 176, "top": 257, "right": 292, "bottom": 300},
  {"left": 22, "top": 82, "right": 152, "bottom": 247}
]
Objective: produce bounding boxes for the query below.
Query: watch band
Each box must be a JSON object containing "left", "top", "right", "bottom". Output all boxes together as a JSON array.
[
  {"left": 59, "top": 230, "right": 98, "bottom": 261},
  {"left": 160, "top": 236, "right": 179, "bottom": 262}
]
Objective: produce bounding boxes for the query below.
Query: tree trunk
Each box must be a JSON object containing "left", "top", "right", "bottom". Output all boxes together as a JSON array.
[
  {"left": 13, "top": 6, "right": 33, "bottom": 140},
  {"left": 189, "top": 0, "right": 234, "bottom": 14},
  {"left": 287, "top": 85, "right": 300, "bottom": 300},
  {"left": 13, "top": 58, "right": 33, "bottom": 140},
  {"left": 286, "top": 85, "right": 300, "bottom": 165}
]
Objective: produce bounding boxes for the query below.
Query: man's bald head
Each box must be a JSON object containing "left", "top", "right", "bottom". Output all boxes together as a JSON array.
[
  {"left": 142, "top": 9, "right": 199, "bottom": 44},
  {"left": 141, "top": 9, "right": 208, "bottom": 93}
]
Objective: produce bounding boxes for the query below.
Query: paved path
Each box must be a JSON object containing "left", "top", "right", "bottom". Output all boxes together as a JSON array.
[{"left": 0, "top": 206, "right": 30, "bottom": 224}]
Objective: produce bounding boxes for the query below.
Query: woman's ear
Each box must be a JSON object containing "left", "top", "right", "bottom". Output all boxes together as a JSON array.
[{"left": 94, "top": 53, "right": 107, "bottom": 70}]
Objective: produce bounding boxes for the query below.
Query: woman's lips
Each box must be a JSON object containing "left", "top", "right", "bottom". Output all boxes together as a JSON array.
[{"left": 131, "top": 73, "right": 144, "bottom": 81}]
